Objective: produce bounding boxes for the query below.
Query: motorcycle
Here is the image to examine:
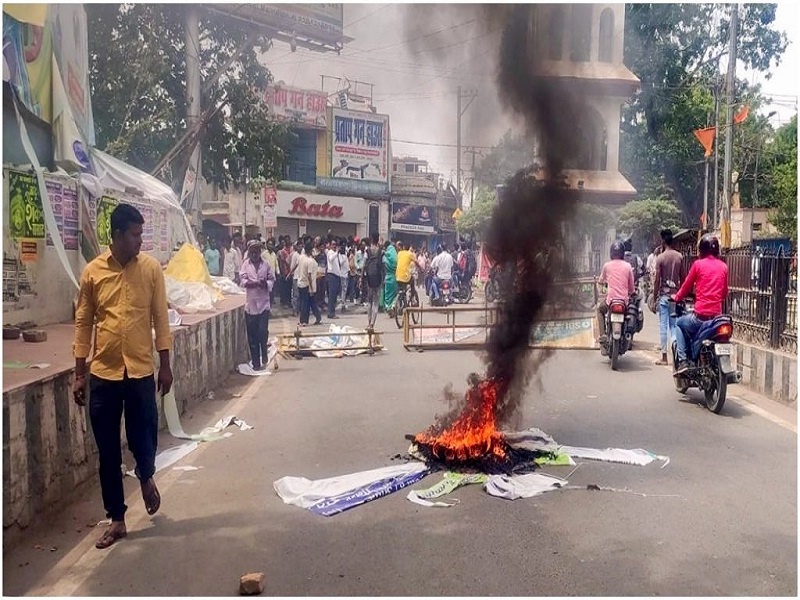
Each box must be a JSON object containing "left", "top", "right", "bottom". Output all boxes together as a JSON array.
[
  {"left": 670, "top": 300, "right": 742, "bottom": 414},
  {"left": 451, "top": 271, "right": 473, "bottom": 304},
  {"left": 426, "top": 270, "right": 453, "bottom": 307},
  {"left": 599, "top": 295, "right": 639, "bottom": 370}
]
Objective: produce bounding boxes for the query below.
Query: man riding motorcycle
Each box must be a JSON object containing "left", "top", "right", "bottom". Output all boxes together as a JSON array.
[
  {"left": 597, "top": 241, "right": 635, "bottom": 354},
  {"left": 428, "top": 244, "right": 454, "bottom": 303},
  {"left": 671, "top": 234, "right": 729, "bottom": 374}
]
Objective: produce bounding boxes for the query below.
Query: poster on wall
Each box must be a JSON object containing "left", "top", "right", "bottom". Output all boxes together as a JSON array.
[
  {"left": 43, "top": 177, "right": 79, "bottom": 250},
  {"left": 160, "top": 208, "right": 169, "bottom": 252},
  {"left": 127, "top": 199, "right": 154, "bottom": 251},
  {"left": 8, "top": 170, "right": 46, "bottom": 239},
  {"left": 331, "top": 108, "right": 390, "bottom": 186},
  {"left": 19, "top": 240, "right": 38, "bottom": 263},
  {"left": 96, "top": 196, "right": 118, "bottom": 247},
  {"left": 391, "top": 202, "right": 435, "bottom": 234}
]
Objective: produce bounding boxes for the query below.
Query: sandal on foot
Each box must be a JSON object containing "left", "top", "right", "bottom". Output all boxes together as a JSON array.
[
  {"left": 654, "top": 359, "right": 669, "bottom": 366},
  {"left": 141, "top": 479, "right": 161, "bottom": 516},
  {"left": 95, "top": 526, "right": 127, "bottom": 549}
]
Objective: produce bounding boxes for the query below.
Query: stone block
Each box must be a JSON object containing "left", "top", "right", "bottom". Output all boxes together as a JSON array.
[
  {"left": 239, "top": 573, "right": 265, "bottom": 595},
  {"left": 22, "top": 329, "right": 47, "bottom": 343}
]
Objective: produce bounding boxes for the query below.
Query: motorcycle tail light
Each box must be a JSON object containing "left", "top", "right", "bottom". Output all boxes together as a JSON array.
[
  {"left": 610, "top": 303, "right": 626, "bottom": 314},
  {"left": 716, "top": 323, "right": 732, "bottom": 340}
]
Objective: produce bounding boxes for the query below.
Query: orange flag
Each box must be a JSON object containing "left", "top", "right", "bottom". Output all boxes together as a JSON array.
[
  {"left": 693, "top": 127, "right": 716, "bottom": 157},
  {"left": 734, "top": 105, "right": 749, "bottom": 124}
]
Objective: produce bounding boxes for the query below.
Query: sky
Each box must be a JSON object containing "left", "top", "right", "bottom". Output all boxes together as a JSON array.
[{"left": 264, "top": 2, "right": 800, "bottom": 188}]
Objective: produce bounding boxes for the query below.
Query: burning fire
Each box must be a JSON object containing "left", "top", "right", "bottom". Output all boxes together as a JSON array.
[{"left": 414, "top": 378, "right": 508, "bottom": 462}]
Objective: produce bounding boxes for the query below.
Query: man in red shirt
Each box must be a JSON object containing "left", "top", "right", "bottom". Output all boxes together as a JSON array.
[
  {"left": 597, "top": 241, "right": 635, "bottom": 348},
  {"left": 672, "top": 234, "right": 729, "bottom": 373}
]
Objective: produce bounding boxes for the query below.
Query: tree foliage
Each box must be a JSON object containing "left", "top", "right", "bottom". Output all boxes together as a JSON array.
[
  {"left": 765, "top": 116, "right": 798, "bottom": 241},
  {"left": 618, "top": 197, "right": 683, "bottom": 251},
  {"left": 86, "top": 4, "right": 293, "bottom": 190},
  {"left": 473, "top": 131, "right": 536, "bottom": 188},
  {"left": 456, "top": 186, "right": 496, "bottom": 236},
  {"left": 621, "top": 4, "right": 788, "bottom": 223}
]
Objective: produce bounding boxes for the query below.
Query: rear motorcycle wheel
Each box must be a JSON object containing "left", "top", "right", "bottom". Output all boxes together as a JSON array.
[
  {"left": 704, "top": 366, "right": 727, "bottom": 414},
  {"left": 485, "top": 281, "right": 498, "bottom": 304},
  {"left": 610, "top": 338, "right": 620, "bottom": 371}
]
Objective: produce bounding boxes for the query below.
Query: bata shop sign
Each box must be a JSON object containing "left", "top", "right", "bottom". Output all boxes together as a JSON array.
[{"left": 277, "top": 191, "right": 363, "bottom": 223}]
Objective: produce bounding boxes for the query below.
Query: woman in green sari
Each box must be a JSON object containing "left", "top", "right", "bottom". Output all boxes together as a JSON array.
[{"left": 382, "top": 240, "right": 398, "bottom": 315}]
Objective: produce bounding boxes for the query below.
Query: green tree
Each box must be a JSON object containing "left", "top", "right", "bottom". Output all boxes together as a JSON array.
[
  {"left": 622, "top": 4, "right": 788, "bottom": 222},
  {"left": 86, "top": 4, "right": 293, "bottom": 190},
  {"left": 456, "top": 186, "right": 496, "bottom": 236},
  {"left": 765, "top": 116, "right": 798, "bottom": 240},
  {"left": 473, "top": 131, "right": 536, "bottom": 188},
  {"left": 618, "top": 197, "right": 683, "bottom": 251}
]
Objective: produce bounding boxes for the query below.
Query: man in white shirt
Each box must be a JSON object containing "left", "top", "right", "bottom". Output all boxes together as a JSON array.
[
  {"left": 297, "top": 241, "right": 322, "bottom": 326},
  {"left": 288, "top": 241, "right": 302, "bottom": 315},
  {"left": 325, "top": 240, "right": 345, "bottom": 319},
  {"left": 429, "top": 245, "right": 454, "bottom": 302}
]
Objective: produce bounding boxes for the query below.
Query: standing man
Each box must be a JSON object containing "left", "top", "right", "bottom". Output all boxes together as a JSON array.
[
  {"left": 325, "top": 239, "right": 343, "bottom": 319},
  {"left": 240, "top": 240, "right": 276, "bottom": 371},
  {"left": 297, "top": 240, "right": 323, "bottom": 326},
  {"left": 73, "top": 204, "right": 172, "bottom": 549},
  {"left": 363, "top": 234, "right": 385, "bottom": 328},
  {"left": 278, "top": 238, "right": 293, "bottom": 308},
  {"left": 204, "top": 237, "right": 221, "bottom": 276},
  {"left": 261, "top": 238, "right": 280, "bottom": 306},
  {"left": 652, "top": 229, "right": 684, "bottom": 365}
]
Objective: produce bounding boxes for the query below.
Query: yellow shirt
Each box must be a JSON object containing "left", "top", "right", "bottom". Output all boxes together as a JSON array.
[
  {"left": 396, "top": 250, "right": 415, "bottom": 283},
  {"left": 73, "top": 250, "right": 172, "bottom": 380}
]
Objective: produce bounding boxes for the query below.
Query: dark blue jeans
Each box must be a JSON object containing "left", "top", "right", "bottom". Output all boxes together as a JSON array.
[
  {"left": 299, "top": 286, "right": 322, "bottom": 325},
  {"left": 325, "top": 273, "right": 341, "bottom": 318},
  {"left": 245, "top": 310, "right": 270, "bottom": 369},
  {"left": 89, "top": 373, "right": 158, "bottom": 521}
]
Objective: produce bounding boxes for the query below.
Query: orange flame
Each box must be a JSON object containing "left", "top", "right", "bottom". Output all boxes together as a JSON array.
[{"left": 415, "top": 378, "right": 507, "bottom": 461}]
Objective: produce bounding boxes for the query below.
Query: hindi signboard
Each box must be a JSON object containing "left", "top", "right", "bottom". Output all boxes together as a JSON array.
[
  {"left": 264, "top": 84, "right": 328, "bottom": 128},
  {"left": 331, "top": 108, "right": 390, "bottom": 191}
]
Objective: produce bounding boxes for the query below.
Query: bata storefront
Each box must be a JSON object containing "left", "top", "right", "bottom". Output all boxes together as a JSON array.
[{"left": 274, "top": 190, "right": 367, "bottom": 241}]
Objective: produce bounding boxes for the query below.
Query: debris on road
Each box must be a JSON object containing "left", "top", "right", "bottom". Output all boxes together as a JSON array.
[
  {"left": 484, "top": 472, "right": 568, "bottom": 500},
  {"left": 276, "top": 325, "right": 384, "bottom": 358},
  {"left": 238, "top": 572, "right": 265, "bottom": 595},
  {"left": 163, "top": 389, "right": 254, "bottom": 442},
  {"left": 406, "top": 472, "right": 487, "bottom": 508}
]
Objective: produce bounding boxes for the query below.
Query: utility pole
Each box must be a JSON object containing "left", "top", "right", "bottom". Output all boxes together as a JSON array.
[
  {"left": 712, "top": 80, "right": 720, "bottom": 230},
  {"left": 464, "top": 147, "right": 483, "bottom": 208},
  {"left": 456, "top": 86, "right": 477, "bottom": 212},
  {"left": 184, "top": 6, "right": 202, "bottom": 229},
  {"left": 721, "top": 3, "right": 739, "bottom": 248},
  {"left": 703, "top": 111, "right": 710, "bottom": 232}
]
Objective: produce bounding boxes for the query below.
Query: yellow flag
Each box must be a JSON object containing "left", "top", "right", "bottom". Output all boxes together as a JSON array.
[
  {"left": 3, "top": 4, "right": 48, "bottom": 27},
  {"left": 452, "top": 208, "right": 464, "bottom": 220}
]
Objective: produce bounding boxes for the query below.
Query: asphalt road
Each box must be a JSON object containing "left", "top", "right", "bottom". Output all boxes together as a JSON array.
[{"left": 4, "top": 303, "right": 797, "bottom": 596}]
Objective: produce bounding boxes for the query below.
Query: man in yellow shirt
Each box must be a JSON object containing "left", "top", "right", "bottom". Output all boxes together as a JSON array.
[
  {"left": 73, "top": 204, "right": 173, "bottom": 549},
  {"left": 395, "top": 241, "right": 418, "bottom": 298}
]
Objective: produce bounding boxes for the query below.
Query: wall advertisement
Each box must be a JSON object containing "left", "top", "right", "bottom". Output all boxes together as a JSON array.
[
  {"left": 44, "top": 176, "right": 80, "bottom": 250},
  {"left": 330, "top": 108, "right": 390, "bottom": 193},
  {"left": 275, "top": 190, "right": 364, "bottom": 223},
  {"left": 264, "top": 84, "right": 328, "bottom": 128},
  {"left": 95, "top": 196, "right": 118, "bottom": 247},
  {"left": 8, "top": 170, "right": 46, "bottom": 239},
  {"left": 391, "top": 201, "right": 435, "bottom": 234}
]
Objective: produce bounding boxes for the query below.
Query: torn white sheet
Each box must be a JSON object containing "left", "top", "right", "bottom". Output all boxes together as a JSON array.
[
  {"left": 484, "top": 473, "right": 568, "bottom": 500},
  {"left": 162, "top": 389, "right": 252, "bottom": 442},
  {"left": 126, "top": 442, "right": 198, "bottom": 477},
  {"left": 504, "top": 427, "right": 559, "bottom": 453},
  {"left": 558, "top": 446, "right": 670, "bottom": 468},
  {"left": 406, "top": 493, "right": 460, "bottom": 508},
  {"left": 274, "top": 463, "right": 428, "bottom": 509},
  {"left": 172, "top": 466, "right": 202, "bottom": 472},
  {"left": 301, "top": 325, "right": 382, "bottom": 358},
  {"left": 237, "top": 363, "right": 273, "bottom": 377}
]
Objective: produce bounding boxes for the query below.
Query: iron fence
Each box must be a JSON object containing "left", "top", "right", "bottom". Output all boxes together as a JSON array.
[{"left": 682, "top": 246, "right": 797, "bottom": 354}]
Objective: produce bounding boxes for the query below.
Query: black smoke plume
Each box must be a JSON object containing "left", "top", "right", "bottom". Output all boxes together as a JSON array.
[{"left": 405, "top": 5, "right": 589, "bottom": 428}]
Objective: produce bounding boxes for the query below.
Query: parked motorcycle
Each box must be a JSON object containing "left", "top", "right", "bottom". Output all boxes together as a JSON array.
[
  {"left": 451, "top": 272, "right": 473, "bottom": 304},
  {"left": 670, "top": 300, "right": 742, "bottom": 414}
]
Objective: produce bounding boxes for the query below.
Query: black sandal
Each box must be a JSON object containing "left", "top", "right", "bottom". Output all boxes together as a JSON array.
[{"left": 141, "top": 478, "right": 161, "bottom": 516}]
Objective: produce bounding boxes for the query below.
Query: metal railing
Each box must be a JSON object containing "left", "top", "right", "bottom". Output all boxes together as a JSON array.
[{"left": 682, "top": 246, "right": 797, "bottom": 354}]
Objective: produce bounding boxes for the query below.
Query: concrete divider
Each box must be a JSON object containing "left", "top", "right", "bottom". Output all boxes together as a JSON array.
[
  {"left": 731, "top": 342, "right": 797, "bottom": 408},
  {"left": 2, "top": 297, "right": 249, "bottom": 547}
]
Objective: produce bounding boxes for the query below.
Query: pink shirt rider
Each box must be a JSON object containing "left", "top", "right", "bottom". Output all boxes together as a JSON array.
[{"left": 599, "top": 259, "right": 635, "bottom": 305}]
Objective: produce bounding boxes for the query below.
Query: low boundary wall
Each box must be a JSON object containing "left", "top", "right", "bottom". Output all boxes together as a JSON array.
[
  {"left": 732, "top": 342, "right": 797, "bottom": 407},
  {"left": 2, "top": 298, "right": 249, "bottom": 548}
]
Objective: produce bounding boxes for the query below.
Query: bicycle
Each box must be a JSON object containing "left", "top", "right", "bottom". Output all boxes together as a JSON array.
[{"left": 394, "top": 280, "right": 421, "bottom": 329}]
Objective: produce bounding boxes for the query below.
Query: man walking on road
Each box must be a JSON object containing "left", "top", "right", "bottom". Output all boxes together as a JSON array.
[
  {"left": 364, "top": 233, "right": 385, "bottom": 328},
  {"left": 72, "top": 204, "right": 173, "bottom": 550},
  {"left": 240, "top": 240, "right": 276, "bottom": 371},
  {"left": 652, "top": 229, "right": 685, "bottom": 365},
  {"left": 325, "top": 239, "right": 343, "bottom": 319},
  {"left": 298, "top": 240, "right": 323, "bottom": 326}
]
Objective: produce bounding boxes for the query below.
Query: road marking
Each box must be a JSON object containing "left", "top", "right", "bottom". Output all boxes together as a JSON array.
[{"left": 30, "top": 368, "right": 273, "bottom": 597}]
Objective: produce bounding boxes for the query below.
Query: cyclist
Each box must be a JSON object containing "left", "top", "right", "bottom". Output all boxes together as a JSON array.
[{"left": 395, "top": 241, "right": 418, "bottom": 299}]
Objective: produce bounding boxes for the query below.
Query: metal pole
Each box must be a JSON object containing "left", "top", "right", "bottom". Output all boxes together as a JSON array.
[
  {"left": 457, "top": 86, "right": 462, "bottom": 212},
  {"left": 713, "top": 84, "right": 720, "bottom": 230},
  {"left": 721, "top": 3, "right": 738, "bottom": 248},
  {"left": 703, "top": 159, "right": 710, "bottom": 232},
  {"left": 185, "top": 6, "right": 201, "bottom": 222},
  {"left": 470, "top": 147, "right": 477, "bottom": 208}
]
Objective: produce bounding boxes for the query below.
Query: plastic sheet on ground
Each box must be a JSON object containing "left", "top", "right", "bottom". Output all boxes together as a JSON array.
[
  {"left": 237, "top": 345, "right": 278, "bottom": 376},
  {"left": 125, "top": 442, "right": 198, "bottom": 477},
  {"left": 211, "top": 276, "right": 245, "bottom": 296},
  {"left": 166, "top": 277, "right": 218, "bottom": 313},
  {"left": 163, "top": 389, "right": 253, "bottom": 442},
  {"left": 484, "top": 472, "right": 568, "bottom": 500},
  {"left": 406, "top": 472, "right": 488, "bottom": 508},
  {"left": 274, "top": 463, "right": 429, "bottom": 510},
  {"left": 302, "top": 325, "right": 382, "bottom": 358}
]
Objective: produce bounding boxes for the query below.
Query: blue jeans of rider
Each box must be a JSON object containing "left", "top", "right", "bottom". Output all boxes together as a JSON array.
[
  {"left": 658, "top": 295, "right": 677, "bottom": 354},
  {"left": 674, "top": 313, "right": 704, "bottom": 362}
]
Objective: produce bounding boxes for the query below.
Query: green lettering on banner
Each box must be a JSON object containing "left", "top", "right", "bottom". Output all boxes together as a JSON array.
[
  {"left": 8, "top": 170, "right": 46, "bottom": 240},
  {"left": 96, "top": 196, "right": 118, "bottom": 247},
  {"left": 411, "top": 472, "right": 488, "bottom": 499}
]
